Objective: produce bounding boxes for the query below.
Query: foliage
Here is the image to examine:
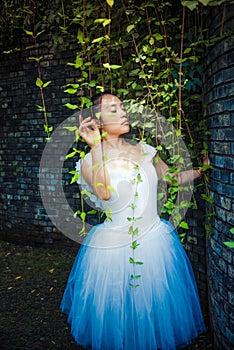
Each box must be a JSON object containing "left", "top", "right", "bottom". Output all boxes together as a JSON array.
[
  {"left": 0, "top": 0, "right": 221, "bottom": 233},
  {"left": 182, "top": 0, "right": 233, "bottom": 11},
  {"left": 224, "top": 228, "right": 234, "bottom": 249}
]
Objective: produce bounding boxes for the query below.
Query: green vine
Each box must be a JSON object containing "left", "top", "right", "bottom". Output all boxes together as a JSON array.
[
  {"left": 128, "top": 164, "right": 144, "bottom": 288},
  {"left": 2, "top": 0, "right": 229, "bottom": 236}
]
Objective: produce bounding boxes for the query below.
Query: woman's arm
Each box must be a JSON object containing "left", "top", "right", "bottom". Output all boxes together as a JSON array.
[
  {"left": 78, "top": 116, "right": 112, "bottom": 200},
  {"left": 154, "top": 154, "right": 209, "bottom": 186}
]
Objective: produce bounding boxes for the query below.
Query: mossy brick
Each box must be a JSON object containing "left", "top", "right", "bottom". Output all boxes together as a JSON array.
[
  {"left": 227, "top": 212, "right": 234, "bottom": 226},
  {"left": 209, "top": 114, "right": 231, "bottom": 127},
  {"left": 211, "top": 129, "right": 225, "bottom": 140},
  {"left": 223, "top": 66, "right": 234, "bottom": 83},
  {"left": 212, "top": 141, "right": 231, "bottom": 154},
  {"left": 224, "top": 157, "right": 234, "bottom": 170}
]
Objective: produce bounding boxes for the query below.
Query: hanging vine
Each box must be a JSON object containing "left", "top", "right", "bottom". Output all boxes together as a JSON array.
[{"left": 0, "top": 0, "right": 220, "bottom": 233}]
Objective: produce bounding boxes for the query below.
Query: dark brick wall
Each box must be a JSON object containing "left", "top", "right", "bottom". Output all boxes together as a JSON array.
[
  {"left": 204, "top": 3, "right": 234, "bottom": 349},
  {"left": 0, "top": 34, "right": 81, "bottom": 248}
]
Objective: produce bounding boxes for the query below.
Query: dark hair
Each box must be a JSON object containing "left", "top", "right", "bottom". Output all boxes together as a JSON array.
[{"left": 91, "top": 90, "right": 117, "bottom": 119}]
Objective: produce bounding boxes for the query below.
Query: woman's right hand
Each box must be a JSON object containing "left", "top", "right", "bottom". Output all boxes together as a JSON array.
[{"left": 78, "top": 115, "right": 101, "bottom": 148}]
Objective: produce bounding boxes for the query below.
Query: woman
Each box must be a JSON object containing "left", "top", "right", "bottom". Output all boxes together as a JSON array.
[{"left": 61, "top": 92, "right": 207, "bottom": 349}]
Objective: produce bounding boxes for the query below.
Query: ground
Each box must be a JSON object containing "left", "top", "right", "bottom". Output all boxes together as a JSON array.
[{"left": 0, "top": 240, "right": 213, "bottom": 350}]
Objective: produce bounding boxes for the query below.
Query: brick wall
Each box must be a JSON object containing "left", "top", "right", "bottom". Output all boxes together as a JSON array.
[
  {"left": 204, "top": 3, "right": 234, "bottom": 349},
  {"left": 0, "top": 34, "right": 81, "bottom": 248}
]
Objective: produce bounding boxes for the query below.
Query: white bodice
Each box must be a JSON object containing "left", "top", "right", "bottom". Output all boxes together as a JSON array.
[{"left": 76, "top": 142, "right": 161, "bottom": 248}]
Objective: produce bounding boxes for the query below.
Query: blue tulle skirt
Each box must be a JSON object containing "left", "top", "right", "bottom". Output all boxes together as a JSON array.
[{"left": 60, "top": 219, "right": 205, "bottom": 349}]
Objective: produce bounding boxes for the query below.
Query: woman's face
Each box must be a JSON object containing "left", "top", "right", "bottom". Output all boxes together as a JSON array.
[{"left": 100, "top": 94, "right": 130, "bottom": 137}]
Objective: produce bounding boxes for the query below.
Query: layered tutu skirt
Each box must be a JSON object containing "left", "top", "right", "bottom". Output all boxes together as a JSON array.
[{"left": 60, "top": 219, "right": 205, "bottom": 350}]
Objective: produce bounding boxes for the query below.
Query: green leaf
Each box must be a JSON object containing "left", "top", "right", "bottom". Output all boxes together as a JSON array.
[
  {"left": 184, "top": 47, "right": 192, "bottom": 54},
  {"left": 63, "top": 126, "right": 78, "bottom": 132},
  {"left": 199, "top": 0, "right": 211, "bottom": 5},
  {"left": 64, "top": 88, "right": 77, "bottom": 94},
  {"left": 179, "top": 221, "right": 189, "bottom": 229},
  {"left": 36, "top": 104, "right": 44, "bottom": 111},
  {"left": 77, "top": 29, "right": 84, "bottom": 44},
  {"left": 154, "top": 33, "right": 163, "bottom": 41},
  {"left": 130, "top": 274, "right": 141, "bottom": 280},
  {"left": 66, "top": 151, "right": 77, "bottom": 159},
  {"left": 36, "top": 77, "right": 43, "bottom": 88},
  {"left": 107, "top": 185, "right": 115, "bottom": 192},
  {"left": 80, "top": 190, "right": 90, "bottom": 196},
  {"left": 65, "top": 83, "right": 79, "bottom": 89},
  {"left": 181, "top": 0, "right": 198, "bottom": 10},
  {"left": 75, "top": 56, "right": 83, "bottom": 68},
  {"left": 70, "top": 173, "right": 80, "bottom": 184},
  {"left": 103, "top": 63, "right": 122, "bottom": 70},
  {"left": 80, "top": 212, "right": 86, "bottom": 221},
  {"left": 24, "top": 30, "right": 34, "bottom": 37},
  {"left": 201, "top": 194, "right": 214, "bottom": 204},
  {"left": 92, "top": 37, "right": 105, "bottom": 43},
  {"left": 224, "top": 242, "right": 234, "bottom": 249},
  {"left": 230, "top": 228, "right": 234, "bottom": 234},
  {"left": 44, "top": 124, "right": 53, "bottom": 133},
  {"left": 81, "top": 189, "right": 91, "bottom": 196},
  {"left": 106, "top": 0, "right": 114, "bottom": 7},
  {"left": 64, "top": 103, "right": 79, "bottom": 110},
  {"left": 87, "top": 210, "right": 97, "bottom": 214},
  {"left": 127, "top": 24, "right": 135, "bottom": 33},
  {"left": 95, "top": 183, "right": 104, "bottom": 187},
  {"left": 94, "top": 18, "right": 111, "bottom": 27},
  {"left": 43, "top": 81, "right": 51, "bottom": 88},
  {"left": 131, "top": 240, "right": 140, "bottom": 250},
  {"left": 28, "top": 56, "right": 42, "bottom": 62}
]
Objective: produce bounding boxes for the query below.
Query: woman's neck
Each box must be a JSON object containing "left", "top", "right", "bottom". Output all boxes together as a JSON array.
[{"left": 102, "top": 136, "right": 127, "bottom": 150}]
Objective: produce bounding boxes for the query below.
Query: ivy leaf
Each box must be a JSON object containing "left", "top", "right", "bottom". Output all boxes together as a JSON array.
[
  {"left": 64, "top": 103, "right": 79, "bottom": 110},
  {"left": 127, "top": 24, "right": 135, "bottom": 33},
  {"left": 77, "top": 29, "right": 84, "bottom": 44},
  {"left": 179, "top": 221, "right": 189, "bottom": 229},
  {"left": 103, "top": 63, "right": 122, "bottom": 70},
  {"left": 70, "top": 173, "right": 80, "bottom": 184},
  {"left": 199, "top": 0, "right": 211, "bottom": 5},
  {"left": 201, "top": 194, "right": 214, "bottom": 204},
  {"left": 87, "top": 210, "right": 97, "bottom": 214},
  {"left": 75, "top": 56, "right": 83, "bottom": 68},
  {"left": 154, "top": 33, "right": 163, "bottom": 41},
  {"left": 181, "top": 0, "right": 198, "bottom": 10},
  {"left": 94, "top": 18, "right": 111, "bottom": 27},
  {"left": 63, "top": 126, "right": 78, "bottom": 132},
  {"left": 107, "top": 185, "right": 115, "bottom": 192},
  {"left": 24, "top": 30, "right": 34, "bottom": 36},
  {"left": 43, "top": 81, "right": 51, "bottom": 88},
  {"left": 131, "top": 240, "right": 140, "bottom": 250},
  {"left": 106, "top": 0, "right": 114, "bottom": 7},
  {"left": 184, "top": 47, "right": 192, "bottom": 54},
  {"left": 130, "top": 274, "right": 141, "bottom": 280},
  {"left": 64, "top": 88, "right": 77, "bottom": 94},
  {"left": 80, "top": 212, "right": 86, "bottom": 221},
  {"left": 224, "top": 242, "right": 234, "bottom": 249},
  {"left": 92, "top": 37, "right": 105, "bottom": 43},
  {"left": 36, "top": 77, "right": 43, "bottom": 88},
  {"left": 66, "top": 150, "right": 77, "bottom": 159}
]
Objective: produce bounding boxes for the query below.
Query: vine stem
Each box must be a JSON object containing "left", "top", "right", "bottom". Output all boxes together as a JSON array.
[{"left": 178, "top": 5, "right": 185, "bottom": 131}]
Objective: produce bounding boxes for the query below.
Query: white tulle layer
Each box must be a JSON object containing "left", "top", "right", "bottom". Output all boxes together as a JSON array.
[{"left": 61, "top": 219, "right": 205, "bottom": 350}]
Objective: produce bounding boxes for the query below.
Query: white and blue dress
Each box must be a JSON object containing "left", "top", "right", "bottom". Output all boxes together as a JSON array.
[{"left": 60, "top": 143, "right": 205, "bottom": 350}]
